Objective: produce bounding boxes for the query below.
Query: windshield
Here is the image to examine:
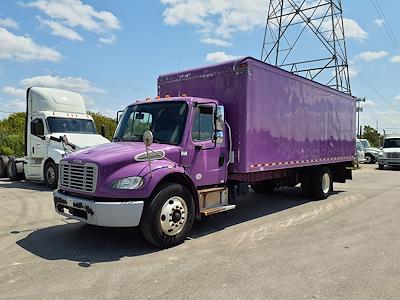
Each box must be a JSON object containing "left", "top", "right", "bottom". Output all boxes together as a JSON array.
[
  {"left": 361, "top": 140, "right": 370, "bottom": 148},
  {"left": 384, "top": 138, "right": 400, "bottom": 148},
  {"left": 356, "top": 141, "right": 364, "bottom": 151},
  {"left": 47, "top": 117, "right": 96, "bottom": 134},
  {"left": 114, "top": 101, "right": 188, "bottom": 145}
]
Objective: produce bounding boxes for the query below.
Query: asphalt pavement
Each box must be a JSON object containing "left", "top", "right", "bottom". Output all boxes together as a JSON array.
[{"left": 0, "top": 164, "right": 399, "bottom": 299}]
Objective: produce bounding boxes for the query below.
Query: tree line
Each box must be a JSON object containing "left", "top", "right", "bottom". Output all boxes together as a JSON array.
[{"left": 0, "top": 112, "right": 117, "bottom": 157}]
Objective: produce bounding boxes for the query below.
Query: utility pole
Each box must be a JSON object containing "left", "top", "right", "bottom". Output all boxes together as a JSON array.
[
  {"left": 261, "top": 0, "right": 351, "bottom": 94},
  {"left": 356, "top": 97, "right": 366, "bottom": 138}
]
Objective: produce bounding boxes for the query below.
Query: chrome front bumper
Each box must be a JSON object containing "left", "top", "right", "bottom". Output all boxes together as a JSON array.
[
  {"left": 378, "top": 158, "right": 400, "bottom": 166},
  {"left": 53, "top": 191, "right": 144, "bottom": 227}
]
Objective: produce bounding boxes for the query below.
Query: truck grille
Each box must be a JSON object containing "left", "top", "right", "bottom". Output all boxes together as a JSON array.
[
  {"left": 387, "top": 153, "right": 400, "bottom": 159},
  {"left": 60, "top": 162, "right": 98, "bottom": 193}
]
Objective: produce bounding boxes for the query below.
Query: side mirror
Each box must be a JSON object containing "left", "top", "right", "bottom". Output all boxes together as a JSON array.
[
  {"left": 143, "top": 130, "right": 153, "bottom": 147},
  {"left": 215, "top": 105, "right": 225, "bottom": 131},
  {"left": 116, "top": 110, "right": 124, "bottom": 124},
  {"left": 31, "top": 121, "right": 37, "bottom": 136},
  {"left": 215, "top": 131, "right": 224, "bottom": 144},
  {"left": 215, "top": 105, "right": 225, "bottom": 144},
  {"left": 100, "top": 125, "right": 106, "bottom": 137}
]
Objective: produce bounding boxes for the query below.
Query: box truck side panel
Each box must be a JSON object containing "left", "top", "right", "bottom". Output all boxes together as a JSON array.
[{"left": 245, "top": 60, "right": 356, "bottom": 173}]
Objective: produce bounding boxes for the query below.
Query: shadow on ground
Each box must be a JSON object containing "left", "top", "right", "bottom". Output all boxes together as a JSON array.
[
  {"left": 0, "top": 179, "right": 52, "bottom": 192},
  {"left": 16, "top": 187, "right": 344, "bottom": 265}
]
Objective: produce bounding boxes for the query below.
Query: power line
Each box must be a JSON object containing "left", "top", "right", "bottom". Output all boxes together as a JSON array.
[
  {"left": 370, "top": 0, "right": 400, "bottom": 54},
  {"left": 0, "top": 58, "right": 153, "bottom": 93},
  {"left": 357, "top": 73, "right": 400, "bottom": 113}
]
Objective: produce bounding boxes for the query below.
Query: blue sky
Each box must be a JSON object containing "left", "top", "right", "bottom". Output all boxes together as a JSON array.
[{"left": 0, "top": 0, "right": 399, "bottom": 133}]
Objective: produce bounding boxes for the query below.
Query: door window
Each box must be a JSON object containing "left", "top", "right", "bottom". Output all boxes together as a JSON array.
[
  {"left": 31, "top": 118, "right": 45, "bottom": 137},
  {"left": 192, "top": 106, "right": 214, "bottom": 141}
]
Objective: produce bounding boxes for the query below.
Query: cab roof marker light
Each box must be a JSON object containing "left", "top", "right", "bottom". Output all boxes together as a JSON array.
[
  {"left": 181, "top": 93, "right": 188, "bottom": 97},
  {"left": 165, "top": 95, "right": 170, "bottom": 98},
  {"left": 155, "top": 96, "right": 161, "bottom": 99}
]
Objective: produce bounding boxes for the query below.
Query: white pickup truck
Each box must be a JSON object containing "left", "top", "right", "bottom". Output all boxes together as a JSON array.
[
  {"left": 378, "top": 135, "right": 400, "bottom": 170},
  {"left": 0, "top": 87, "right": 110, "bottom": 188}
]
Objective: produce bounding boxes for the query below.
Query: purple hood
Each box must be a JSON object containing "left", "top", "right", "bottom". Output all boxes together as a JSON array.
[{"left": 64, "top": 142, "right": 181, "bottom": 167}]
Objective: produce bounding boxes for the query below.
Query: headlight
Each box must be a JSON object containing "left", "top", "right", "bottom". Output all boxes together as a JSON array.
[{"left": 112, "top": 176, "right": 144, "bottom": 190}]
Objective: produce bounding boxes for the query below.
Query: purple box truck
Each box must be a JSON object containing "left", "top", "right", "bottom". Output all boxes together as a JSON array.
[{"left": 53, "top": 57, "right": 356, "bottom": 248}]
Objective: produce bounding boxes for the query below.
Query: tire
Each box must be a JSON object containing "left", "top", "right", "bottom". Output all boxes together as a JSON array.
[
  {"left": 0, "top": 156, "right": 10, "bottom": 178},
  {"left": 301, "top": 175, "right": 313, "bottom": 197},
  {"left": 378, "top": 164, "right": 384, "bottom": 170},
  {"left": 44, "top": 161, "right": 58, "bottom": 189},
  {"left": 311, "top": 167, "right": 332, "bottom": 200},
  {"left": 251, "top": 180, "right": 277, "bottom": 193},
  {"left": 7, "top": 159, "right": 23, "bottom": 181},
  {"left": 365, "top": 154, "right": 374, "bottom": 164},
  {"left": 140, "top": 183, "right": 195, "bottom": 248}
]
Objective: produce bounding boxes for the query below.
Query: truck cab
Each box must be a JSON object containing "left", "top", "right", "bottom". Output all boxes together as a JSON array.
[
  {"left": 378, "top": 135, "right": 400, "bottom": 169},
  {"left": 54, "top": 96, "right": 229, "bottom": 247},
  {"left": 23, "top": 87, "right": 110, "bottom": 187}
]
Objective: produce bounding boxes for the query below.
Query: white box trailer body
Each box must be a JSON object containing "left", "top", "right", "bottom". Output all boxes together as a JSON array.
[{"left": 1, "top": 87, "right": 110, "bottom": 188}]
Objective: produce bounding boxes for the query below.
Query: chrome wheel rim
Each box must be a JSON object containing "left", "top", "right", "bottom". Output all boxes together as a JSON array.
[
  {"left": 160, "top": 196, "right": 188, "bottom": 236},
  {"left": 322, "top": 173, "right": 330, "bottom": 194},
  {"left": 46, "top": 166, "right": 56, "bottom": 184}
]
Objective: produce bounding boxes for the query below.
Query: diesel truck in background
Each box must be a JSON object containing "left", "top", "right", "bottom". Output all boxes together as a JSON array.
[
  {"left": 53, "top": 57, "right": 356, "bottom": 248},
  {"left": 0, "top": 87, "right": 109, "bottom": 188}
]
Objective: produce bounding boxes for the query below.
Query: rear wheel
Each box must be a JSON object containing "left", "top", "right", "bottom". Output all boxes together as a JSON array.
[
  {"left": 0, "top": 156, "right": 9, "bottom": 178},
  {"left": 44, "top": 161, "right": 58, "bottom": 189},
  {"left": 311, "top": 167, "right": 332, "bottom": 200},
  {"left": 140, "top": 183, "right": 195, "bottom": 248},
  {"left": 7, "top": 159, "right": 23, "bottom": 181}
]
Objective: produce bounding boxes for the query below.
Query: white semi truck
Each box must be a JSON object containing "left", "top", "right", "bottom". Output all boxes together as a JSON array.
[{"left": 0, "top": 87, "right": 110, "bottom": 188}]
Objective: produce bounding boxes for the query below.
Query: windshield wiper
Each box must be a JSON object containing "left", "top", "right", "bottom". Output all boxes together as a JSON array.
[{"left": 112, "top": 137, "right": 124, "bottom": 142}]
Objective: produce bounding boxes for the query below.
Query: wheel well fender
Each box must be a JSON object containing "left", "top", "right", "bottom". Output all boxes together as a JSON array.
[{"left": 153, "top": 172, "right": 199, "bottom": 213}]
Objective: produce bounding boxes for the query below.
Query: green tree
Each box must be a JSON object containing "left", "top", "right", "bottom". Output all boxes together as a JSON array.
[
  {"left": 362, "top": 125, "right": 381, "bottom": 147},
  {"left": 88, "top": 112, "right": 117, "bottom": 140},
  {"left": 0, "top": 112, "right": 117, "bottom": 157}
]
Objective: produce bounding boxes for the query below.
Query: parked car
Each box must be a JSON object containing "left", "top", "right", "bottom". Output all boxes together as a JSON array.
[
  {"left": 359, "top": 139, "right": 381, "bottom": 164},
  {"left": 355, "top": 139, "right": 366, "bottom": 167},
  {"left": 378, "top": 135, "right": 400, "bottom": 170}
]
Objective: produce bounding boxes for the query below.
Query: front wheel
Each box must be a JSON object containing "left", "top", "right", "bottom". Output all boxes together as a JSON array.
[
  {"left": 365, "top": 154, "right": 375, "bottom": 164},
  {"left": 140, "top": 184, "right": 195, "bottom": 248},
  {"left": 44, "top": 161, "right": 58, "bottom": 189}
]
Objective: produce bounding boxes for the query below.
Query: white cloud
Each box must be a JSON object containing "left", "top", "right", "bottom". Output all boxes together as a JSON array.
[
  {"left": 205, "top": 51, "right": 239, "bottom": 63},
  {"left": 374, "top": 19, "right": 385, "bottom": 27},
  {"left": 363, "top": 100, "right": 376, "bottom": 107},
  {"left": 161, "top": 0, "right": 265, "bottom": 44},
  {"left": 0, "top": 27, "right": 61, "bottom": 62},
  {"left": 8, "top": 99, "right": 26, "bottom": 110},
  {"left": 161, "top": 2, "right": 368, "bottom": 46},
  {"left": 25, "top": 0, "right": 121, "bottom": 32},
  {"left": 357, "top": 51, "right": 389, "bottom": 62},
  {"left": 343, "top": 18, "right": 368, "bottom": 41},
  {"left": 395, "top": 95, "right": 400, "bottom": 101},
  {"left": 390, "top": 56, "right": 400, "bottom": 63},
  {"left": 2, "top": 86, "right": 26, "bottom": 98},
  {"left": 37, "top": 17, "right": 83, "bottom": 41},
  {"left": 99, "top": 35, "right": 116, "bottom": 45},
  {"left": 0, "top": 17, "right": 19, "bottom": 29},
  {"left": 348, "top": 66, "right": 358, "bottom": 78},
  {"left": 201, "top": 37, "right": 232, "bottom": 47},
  {"left": 20, "top": 75, "right": 103, "bottom": 93}
]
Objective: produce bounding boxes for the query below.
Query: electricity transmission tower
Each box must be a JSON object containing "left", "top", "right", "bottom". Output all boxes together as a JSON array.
[{"left": 261, "top": 0, "right": 351, "bottom": 94}]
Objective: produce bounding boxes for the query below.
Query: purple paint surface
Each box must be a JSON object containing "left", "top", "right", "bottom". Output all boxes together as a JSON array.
[{"left": 158, "top": 57, "right": 356, "bottom": 174}]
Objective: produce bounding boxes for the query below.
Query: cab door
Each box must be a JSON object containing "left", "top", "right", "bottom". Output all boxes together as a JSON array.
[
  {"left": 26, "top": 117, "right": 48, "bottom": 178},
  {"left": 182, "top": 104, "right": 227, "bottom": 187}
]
